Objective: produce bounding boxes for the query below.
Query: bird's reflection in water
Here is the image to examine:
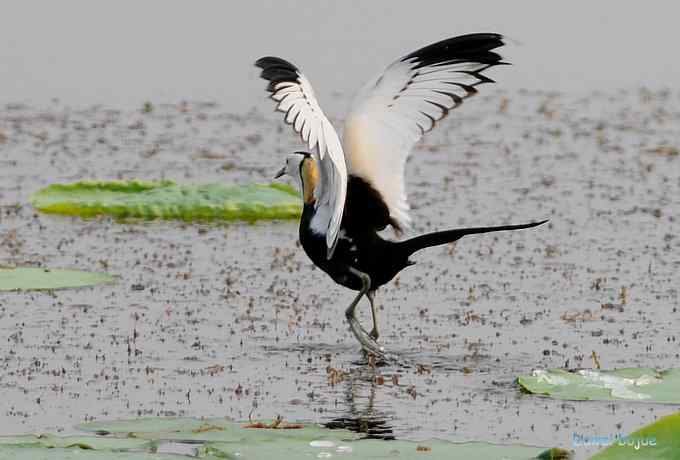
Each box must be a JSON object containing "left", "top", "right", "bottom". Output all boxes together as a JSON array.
[{"left": 323, "top": 366, "right": 397, "bottom": 440}]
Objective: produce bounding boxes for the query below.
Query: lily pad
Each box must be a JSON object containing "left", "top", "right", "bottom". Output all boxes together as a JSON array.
[
  {"left": 30, "top": 181, "right": 301, "bottom": 222},
  {"left": 0, "top": 447, "right": 204, "bottom": 460},
  {"left": 75, "top": 417, "right": 567, "bottom": 459},
  {"left": 0, "top": 267, "right": 115, "bottom": 291},
  {"left": 517, "top": 368, "right": 680, "bottom": 403},
  {"left": 0, "top": 434, "right": 153, "bottom": 450},
  {"left": 206, "top": 438, "right": 567, "bottom": 460},
  {"left": 0, "top": 434, "right": 44, "bottom": 447},
  {"left": 0, "top": 434, "right": 182, "bottom": 460},
  {"left": 79, "top": 417, "right": 361, "bottom": 444},
  {"left": 76, "top": 417, "right": 220, "bottom": 435},
  {"left": 590, "top": 411, "right": 680, "bottom": 459}
]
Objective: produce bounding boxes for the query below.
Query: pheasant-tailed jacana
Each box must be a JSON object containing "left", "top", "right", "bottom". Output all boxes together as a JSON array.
[{"left": 256, "top": 33, "right": 546, "bottom": 358}]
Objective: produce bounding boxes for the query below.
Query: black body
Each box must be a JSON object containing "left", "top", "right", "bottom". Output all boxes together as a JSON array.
[{"left": 300, "top": 175, "right": 545, "bottom": 292}]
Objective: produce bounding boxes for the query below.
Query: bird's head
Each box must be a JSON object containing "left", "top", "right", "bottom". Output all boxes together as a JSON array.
[{"left": 274, "top": 152, "right": 318, "bottom": 204}]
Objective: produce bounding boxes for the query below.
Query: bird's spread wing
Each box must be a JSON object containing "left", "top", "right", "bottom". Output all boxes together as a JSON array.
[
  {"left": 344, "top": 33, "right": 507, "bottom": 232},
  {"left": 255, "top": 57, "right": 347, "bottom": 258}
]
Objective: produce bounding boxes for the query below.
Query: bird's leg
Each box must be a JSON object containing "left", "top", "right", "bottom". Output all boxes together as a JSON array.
[
  {"left": 345, "top": 267, "right": 384, "bottom": 358},
  {"left": 367, "top": 290, "right": 379, "bottom": 341},
  {"left": 344, "top": 267, "right": 372, "bottom": 338}
]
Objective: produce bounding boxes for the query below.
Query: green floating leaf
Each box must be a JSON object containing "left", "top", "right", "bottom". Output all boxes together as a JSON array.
[
  {"left": 30, "top": 181, "right": 302, "bottom": 222},
  {"left": 518, "top": 368, "right": 680, "bottom": 403},
  {"left": 0, "top": 446, "right": 203, "bottom": 460},
  {"left": 206, "top": 438, "right": 564, "bottom": 460},
  {"left": 76, "top": 417, "right": 220, "bottom": 435},
  {"left": 80, "top": 417, "right": 357, "bottom": 444},
  {"left": 0, "top": 434, "right": 153, "bottom": 450},
  {"left": 590, "top": 412, "right": 680, "bottom": 459},
  {"left": 76, "top": 418, "right": 565, "bottom": 459},
  {"left": 0, "top": 417, "right": 570, "bottom": 459},
  {"left": 0, "top": 434, "right": 175, "bottom": 460},
  {"left": 0, "top": 268, "right": 115, "bottom": 292},
  {"left": 0, "top": 434, "right": 44, "bottom": 447}
]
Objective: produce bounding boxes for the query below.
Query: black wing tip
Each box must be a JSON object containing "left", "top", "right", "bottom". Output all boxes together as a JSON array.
[
  {"left": 255, "top": 56, "right": 298, "bottom": 71},
  {"left": 403, "top": 33, "right": 508, "bottom": 68},
  {"left": 255, "top": 56, "right": 300, "bottom": 92}
]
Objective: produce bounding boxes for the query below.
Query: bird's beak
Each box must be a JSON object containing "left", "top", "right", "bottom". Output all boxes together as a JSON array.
[{"left": 274, "top": 167, "right": 286, "bottom": 179}]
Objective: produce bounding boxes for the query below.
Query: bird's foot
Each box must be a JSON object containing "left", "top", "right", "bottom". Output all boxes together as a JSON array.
[{"left": 347, "top": 315, "right": 386, "bottom": 360}]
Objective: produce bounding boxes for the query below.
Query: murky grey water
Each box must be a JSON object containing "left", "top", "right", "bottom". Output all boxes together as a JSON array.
[
  {"left": 1, "top": 3, "right": 680, "bottom": 459},
  {"left": 1, "top": 88, "right": 679, "bottom": 459}
]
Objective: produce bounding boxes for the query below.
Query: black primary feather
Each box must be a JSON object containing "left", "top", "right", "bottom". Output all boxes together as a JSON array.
[
  {"left": 255, "top": 57, "right": 300, "bottom": 92},
  {"left": 402, "top": 33, "right": 507, "bottom": 69}
]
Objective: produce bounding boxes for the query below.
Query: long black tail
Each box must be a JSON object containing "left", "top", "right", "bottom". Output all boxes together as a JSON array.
[{"left": 398, "top": 220, "right": 548, "bottom": 258}]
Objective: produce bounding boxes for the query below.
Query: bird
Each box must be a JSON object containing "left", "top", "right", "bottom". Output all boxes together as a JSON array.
[{"left": 255, "top": 33, "right": 546, "bottom": 359}]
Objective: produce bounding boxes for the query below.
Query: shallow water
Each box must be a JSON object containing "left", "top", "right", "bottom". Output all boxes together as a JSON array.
[{"left": 0, "top": 88, "right": 679, "bottom": 459}]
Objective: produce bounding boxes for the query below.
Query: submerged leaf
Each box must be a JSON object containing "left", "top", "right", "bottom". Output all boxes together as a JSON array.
[
  {"left": 30, "top": 181, "right": 301, "bottom": 222},
  {"left": 517, "top": 368, "right": 680, "bottom": 403},
  {"left": 0, "top": 267, "right": 115, "bottom": 292}
]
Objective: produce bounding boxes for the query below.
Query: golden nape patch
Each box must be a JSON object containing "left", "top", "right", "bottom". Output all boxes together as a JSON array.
[{"left": 301, "top": 158, "right": 319, "bottom": 204}]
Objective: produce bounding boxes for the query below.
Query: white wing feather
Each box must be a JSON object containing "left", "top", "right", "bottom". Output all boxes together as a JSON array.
[
  {"left": 256, "top": 57, "right": 347, "bottom": 258},
  {"left": 344, "top": 34, "right": 506, "bottom": 232}
]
